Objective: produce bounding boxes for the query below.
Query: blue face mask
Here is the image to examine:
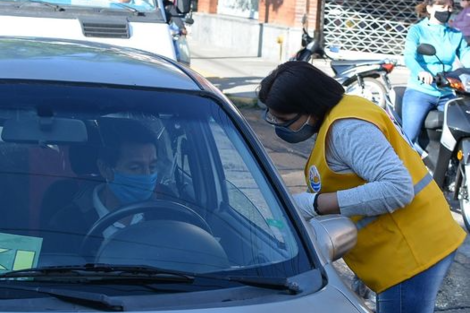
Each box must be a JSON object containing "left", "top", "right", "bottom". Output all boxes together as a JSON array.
[
  {"left": 275, "top": 116, "right": 320, "bottom": 143},
  {"left": 108, "top": 171, "right": 158, "bottom": 205}
]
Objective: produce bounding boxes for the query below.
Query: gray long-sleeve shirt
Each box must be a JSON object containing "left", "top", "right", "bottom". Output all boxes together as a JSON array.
[{"left": 325, "top": 118, "right": 414, "bottom": 217}]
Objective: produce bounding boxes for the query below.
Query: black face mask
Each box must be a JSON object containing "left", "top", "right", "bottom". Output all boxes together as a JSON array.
[{"left": 434, "top": 10, "right": 451, "bottom": 23}]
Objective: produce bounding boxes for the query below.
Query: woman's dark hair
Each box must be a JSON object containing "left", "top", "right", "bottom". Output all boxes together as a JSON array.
[
  {"left": 257, "top": 61, "right": 344, "bottom": 120},
  {"left": 415, "top": 0, "right": 454, "bottom": 17}
]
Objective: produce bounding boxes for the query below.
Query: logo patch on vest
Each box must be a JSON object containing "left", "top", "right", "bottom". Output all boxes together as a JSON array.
[{"left": 309, "top": 165, "right": 321, "bottom": 193}]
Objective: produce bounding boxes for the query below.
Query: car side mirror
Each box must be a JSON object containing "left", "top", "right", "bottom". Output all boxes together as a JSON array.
[
  {"left": 417, "top": 43, "right": 436, "bottom": 56},
  {"left": 176, "top": 0, "right": 191, "bottom": 14},
  {"left": 184, "top": 16, "right": 194, "bottom": 25},
  {"left": 309, "top": 215, "right": 357, "bottom": 262}
]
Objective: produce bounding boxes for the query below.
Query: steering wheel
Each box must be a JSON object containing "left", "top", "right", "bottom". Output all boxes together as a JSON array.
[{"left": 79, "top": 200, "right": 211, "bottom": 257}]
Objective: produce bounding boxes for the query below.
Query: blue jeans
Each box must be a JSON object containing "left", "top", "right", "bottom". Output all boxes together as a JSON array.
[
  {"left": 376, "top": 250, "right": 456, "bottom": 313},
  {"left": 402, "top": 89, "right": 454, "bottom": 146}
]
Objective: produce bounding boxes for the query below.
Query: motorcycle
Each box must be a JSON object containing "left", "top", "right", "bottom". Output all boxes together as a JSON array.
[
  {"left": 165, "top": 1, "right": 193, "bottom": 66},
  {"left": 169, "top": 19, "right": 192, "bottom": 66},
  {"left": 385, "top": 43, "right": 470, "bottom": 232},
  {"left": 292, "top": 16, "right": 397, "bottom": 108}
]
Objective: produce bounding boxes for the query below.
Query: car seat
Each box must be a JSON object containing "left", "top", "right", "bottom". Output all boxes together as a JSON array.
[{"left": 39, "top": 121, "right": 103, "bottom": 230}]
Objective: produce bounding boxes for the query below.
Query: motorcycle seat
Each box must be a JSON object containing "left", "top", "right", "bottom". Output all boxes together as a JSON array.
[
  {"left": 389, "top": 86, "right": 443, "bottom": 130},
  {"left": 424, "top": 110, "right": 444, "bottom": 130},
  {"left": 330, "top": 59, "right": 384, "bottom": 76},
  {"left": 330, "top": 59, "right": 384, "bottom": 67}
]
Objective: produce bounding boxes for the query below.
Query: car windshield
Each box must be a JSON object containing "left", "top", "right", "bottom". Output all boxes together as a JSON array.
[
  {"left": 0, "top": 83, "right": 311, "bottom": 289},
  {"left": 3, "top": 0, "right": 158, "bottom": 11}
]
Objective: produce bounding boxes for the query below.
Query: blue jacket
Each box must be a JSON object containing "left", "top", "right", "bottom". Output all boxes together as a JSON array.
[{"left": 404, "top": 18, "right": 470, "bottom": 96}]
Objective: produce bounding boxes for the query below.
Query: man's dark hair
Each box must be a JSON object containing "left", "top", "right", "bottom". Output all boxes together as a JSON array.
[
  {"left": 257, "top": 61, "right": 344, "bottom": 120},
  {"left": 98, "top": 118, "right": 157, "bottom": 167}
]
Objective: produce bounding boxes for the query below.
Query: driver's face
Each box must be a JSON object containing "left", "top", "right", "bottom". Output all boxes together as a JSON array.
[{"left": 115, "top": 142, "right": 158, "bottom": 176}]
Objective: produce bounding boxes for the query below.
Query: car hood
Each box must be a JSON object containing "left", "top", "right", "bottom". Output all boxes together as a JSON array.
[{"left": 0, "top": 36, "right": 199, "bottom": 90}]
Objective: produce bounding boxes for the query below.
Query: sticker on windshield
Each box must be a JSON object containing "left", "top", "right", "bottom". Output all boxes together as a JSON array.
[
  {"left": 0, "top": 233, "right": 43, "bottom": 273},
  {"left": 267, "top": 219, "right": 285, "bottom": 229}
]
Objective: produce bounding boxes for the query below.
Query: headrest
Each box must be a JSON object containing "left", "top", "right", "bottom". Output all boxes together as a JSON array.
[{"left": 68, "top": 121, "right": 101, "bottom": 176}]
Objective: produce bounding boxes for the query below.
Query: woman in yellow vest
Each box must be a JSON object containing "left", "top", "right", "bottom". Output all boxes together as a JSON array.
[{"left": 257, "top": 61, "right": 466, "bottom": 313}]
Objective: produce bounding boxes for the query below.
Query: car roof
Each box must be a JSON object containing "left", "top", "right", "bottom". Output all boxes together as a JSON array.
[{"left": 0, "top": 36, "right": 203, "bottom": 90}]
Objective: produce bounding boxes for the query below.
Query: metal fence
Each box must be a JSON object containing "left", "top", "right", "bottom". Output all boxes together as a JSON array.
[{"left": 323, "top": 0, "right": 420, "bottom": 55}]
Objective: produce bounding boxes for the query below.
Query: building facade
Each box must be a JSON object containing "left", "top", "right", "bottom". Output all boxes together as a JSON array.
[{"left": 191, "top": 0, "right": 420, "bottom": 60}]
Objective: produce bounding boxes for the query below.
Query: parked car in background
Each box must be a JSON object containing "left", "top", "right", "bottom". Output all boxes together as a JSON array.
[
  {"left": 0, "top": 36, "right": 370, "bottom": 312},
  {"left": 0, "top": 0, "right": 192, "bottom": 64}
]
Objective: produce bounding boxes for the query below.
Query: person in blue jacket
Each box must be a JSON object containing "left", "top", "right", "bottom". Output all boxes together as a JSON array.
[{"left": 403, "top": 0, "right": 470, "bottom": 153}]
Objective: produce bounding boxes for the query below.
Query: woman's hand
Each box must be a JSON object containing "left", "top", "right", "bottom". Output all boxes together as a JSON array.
[
  {"left": 293, "top": 192, "right": 318, "bottom": 220},
  {"left": 293, "top": 192, "right": 340, "bottom": 219},
  {"left": 418, "top": 71, "right": 434, "bottom": 84}
]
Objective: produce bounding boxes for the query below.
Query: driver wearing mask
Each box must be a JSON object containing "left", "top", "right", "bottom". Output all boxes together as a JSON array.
[{"left": 47, "top": 119, "right": 159, "bottom": 252}]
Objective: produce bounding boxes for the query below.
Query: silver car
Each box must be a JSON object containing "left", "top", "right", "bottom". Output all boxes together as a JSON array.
[{"left": 0, "top": 36, "right": 370, "bottom": 312}]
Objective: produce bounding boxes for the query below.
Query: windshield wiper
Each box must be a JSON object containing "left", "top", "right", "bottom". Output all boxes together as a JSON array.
[
  {"left": 107, "top": 2, "right": 144, "bottom": 16},
  {"left": 17, "top": 0, "right": 65, "bottom": 11},
  {"left": 0, "top": 263, "right": 194, "bottom": 283},
  {"left": 0, "top": 284, "right": 124, "bottom": 311},
  {"left": 0, "top": 264, "right": 197, "bottom": 311},
  {"left": 0, "top": 264, "right": 301, "bottom": 294},
  {"left": 202, "top": 275, "right": 301, "bottom": 294}
]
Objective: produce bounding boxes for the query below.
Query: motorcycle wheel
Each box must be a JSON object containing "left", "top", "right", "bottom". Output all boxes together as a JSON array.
[
  {"left": 345, "top": 77, "right": 387, "bottom": 108},
  {"left": 458, "top": 162, "right": 470, "bottom": 232}
]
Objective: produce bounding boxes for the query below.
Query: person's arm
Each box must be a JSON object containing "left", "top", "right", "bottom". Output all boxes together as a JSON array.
[
  {"left": 451, "top": 10, "right": 464, "bottom": 29},
  {"left": 457, "top": 32, "right": 470, "bottom": 68},
  {"left": 317, "top": 119, "right": 414, "bottom": 217},
  {"left": 404, "top": 25, "right": 426, "bottom": 74},
  {"left": 404, "top": 24, "right": 437, "bottom": 84},
  {"left": 453, "top": 8, "right": 470, "bottom": 33}
]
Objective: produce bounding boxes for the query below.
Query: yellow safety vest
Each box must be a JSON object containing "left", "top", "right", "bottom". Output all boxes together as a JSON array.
[{"left": 305, "top": 95, "right": 466, "bottom": 293}]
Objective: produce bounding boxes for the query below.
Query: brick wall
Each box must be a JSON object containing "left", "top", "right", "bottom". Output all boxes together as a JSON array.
[
  {"left": 196, "top": 0, "right": 321, "bottom": 29},
  {"left": 197, "top": 0, "right": 217, "bottom": 13}
]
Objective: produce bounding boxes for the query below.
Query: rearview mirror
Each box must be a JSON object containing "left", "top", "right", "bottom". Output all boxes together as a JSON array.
[
  {"left": 184, "top": 17, "right": 194, "bottom": 25},
  {"left": 417, "top": 43, "right": 445, "bottom": 74},
  {"left": 176, "top": 0, "right": 191, "bottom": 14},
  {"left": 301, "top": 14, "right": 308, "bottom": 27},
  {"left": 2, "top": 117, "right": 88, "bottom": 144},
  {"left": 417, "top": 43, "right": 436, "bottom": 56}
]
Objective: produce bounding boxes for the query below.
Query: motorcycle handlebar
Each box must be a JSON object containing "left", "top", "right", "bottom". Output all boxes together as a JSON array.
[
  {"left": 418, "top": 68, "right": 469, "bottom": 84},
  {"left": 427, "top": 68, "right": 470, "bottom": 93}
]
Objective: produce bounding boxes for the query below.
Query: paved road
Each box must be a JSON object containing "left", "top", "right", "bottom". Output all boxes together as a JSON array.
[
  {"left": 189, "top": 37, "right": 470, "bottom": 312},
  {"left": 189, "top": 37, "right": 411, "bottom": 102}
]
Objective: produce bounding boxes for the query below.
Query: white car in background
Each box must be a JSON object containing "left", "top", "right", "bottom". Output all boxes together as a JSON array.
[{"left": 0, "top": 0, "right": 192, "bottom": 64}]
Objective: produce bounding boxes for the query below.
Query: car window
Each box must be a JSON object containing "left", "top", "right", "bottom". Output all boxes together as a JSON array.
[
  {"left": 0, "top": 83, "right": 311, "bottom": 283},
  {"left": 210, "top": 119, "right": 289, "bottom": 244}
]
